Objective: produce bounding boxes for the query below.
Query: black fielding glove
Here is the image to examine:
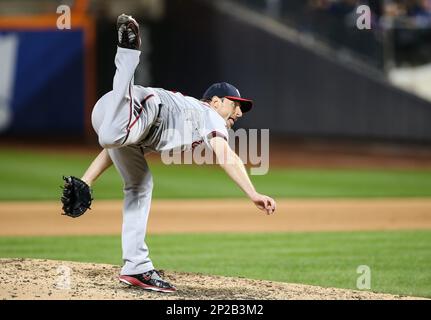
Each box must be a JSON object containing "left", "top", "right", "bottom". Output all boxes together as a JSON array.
[{"left": 61, "top": 176, "right": 93, "bottom": 218}]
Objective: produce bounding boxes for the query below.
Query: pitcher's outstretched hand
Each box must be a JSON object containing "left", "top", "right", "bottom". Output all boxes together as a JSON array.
[{"left": 250, "top": 193, "right": 276, "bottom": 215}]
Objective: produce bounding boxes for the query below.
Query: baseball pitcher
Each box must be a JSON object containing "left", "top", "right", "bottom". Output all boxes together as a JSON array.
[{"left": 61, "top": 14, "right": 276, "bottom": 293}]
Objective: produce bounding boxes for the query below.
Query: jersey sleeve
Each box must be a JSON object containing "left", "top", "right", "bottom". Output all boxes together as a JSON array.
[{"left": 202, "top": 111, "right": 229, "bottom": 148}]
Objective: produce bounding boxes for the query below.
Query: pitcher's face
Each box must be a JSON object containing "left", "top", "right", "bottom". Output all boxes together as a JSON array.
[{"left": 211, "top": 97, "right": 243, "bottom": 128}]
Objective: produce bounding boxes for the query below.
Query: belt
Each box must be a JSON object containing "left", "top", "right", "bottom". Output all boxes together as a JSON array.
[{"left": 143, "top": 103, "right": 163, "bottom": 145}]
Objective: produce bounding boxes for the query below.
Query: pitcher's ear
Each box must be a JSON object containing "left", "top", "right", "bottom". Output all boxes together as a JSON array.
[{"left": 211, "top": 96, "right": 220, "bottom": 107}]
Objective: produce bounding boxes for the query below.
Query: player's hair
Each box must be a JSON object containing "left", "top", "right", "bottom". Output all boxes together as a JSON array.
[{"left": 200, "top": 97, "right": 224, "bottom": 103}]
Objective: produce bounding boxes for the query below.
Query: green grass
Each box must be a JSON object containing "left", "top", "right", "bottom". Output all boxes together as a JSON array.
[
  {"left": 1, "top": 148, "right": 431, "bottom": 200},
  {"left": 0, "top": 231, "right": 430, "bottom": 297}
]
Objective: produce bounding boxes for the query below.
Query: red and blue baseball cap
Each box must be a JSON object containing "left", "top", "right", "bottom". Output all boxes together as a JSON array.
[{"left": 202, "top": 82, "right": 253, "bottom": 113}]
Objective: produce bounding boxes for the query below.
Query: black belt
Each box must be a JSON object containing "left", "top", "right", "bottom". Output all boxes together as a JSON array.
[{"left": 145, "top": 103, "right": 163, "bottom": 141}]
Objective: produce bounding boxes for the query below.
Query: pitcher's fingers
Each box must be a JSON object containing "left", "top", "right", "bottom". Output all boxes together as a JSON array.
[
  {"left": 271, "top": 199, "right": 276, "bottom": 212},
  {"left": 266, "top": 199, "right": 273, "bottom": 214},
  {"left": 265, "top": 199, "right": 271, "bottom": 210},
  {"left": 262, "top": 200, "right": 269, "bottom": 214},
  {"left": 267, "top": 198, "right": 275, "bottom": 213}
]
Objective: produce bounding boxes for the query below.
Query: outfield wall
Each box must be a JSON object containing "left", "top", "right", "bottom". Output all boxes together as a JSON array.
[
  {"left": 150, "top": 0, "right": 431, "bottom": 143},
  {"left": 0, "top": 12, "right": 95, "bottom": 138},
  {"left": 2, "top": 1, "right": 431, "bottom": 143}
]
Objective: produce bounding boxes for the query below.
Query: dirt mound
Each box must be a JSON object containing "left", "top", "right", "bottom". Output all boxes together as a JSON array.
[{"left": 0, "top": 259, "right": 424, "bottom": 300}]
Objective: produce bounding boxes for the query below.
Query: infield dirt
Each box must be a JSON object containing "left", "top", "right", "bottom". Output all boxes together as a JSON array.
[
  {"left": 1, "top": 198, "right": 431, "bottom": 236},
  {"left": 0, "top": 258, "right": 425, "bottom": 300}
]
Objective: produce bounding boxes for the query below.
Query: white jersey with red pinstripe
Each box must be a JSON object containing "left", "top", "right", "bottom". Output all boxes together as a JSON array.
[{"left": 146, "top": 88, "right": 229, "bottom": 153}]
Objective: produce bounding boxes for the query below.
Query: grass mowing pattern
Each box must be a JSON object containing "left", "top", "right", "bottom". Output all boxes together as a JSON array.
[
  {"left": 0, "top": 230, "right": 430, "bottom": 297},
  {"left": 1, "top": 149, "right": 431, "bottom": 200}
]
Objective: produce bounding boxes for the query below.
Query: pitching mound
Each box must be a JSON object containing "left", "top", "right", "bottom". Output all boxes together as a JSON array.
[{"left": 0, "top": 259, "right": 424, "bottom": 300}]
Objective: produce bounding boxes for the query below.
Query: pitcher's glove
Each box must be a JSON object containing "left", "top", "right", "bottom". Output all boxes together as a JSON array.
[{"left": 61, "top": 176, "right": 93, "bottom": 218}]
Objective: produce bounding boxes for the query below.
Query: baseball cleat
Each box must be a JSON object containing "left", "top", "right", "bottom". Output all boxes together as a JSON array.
[
  {"left": 119, "top": 270, "right": 177, "bottom": 293},
  {"left": 117, "top": 13, "right": 141, "bottom": 50}
]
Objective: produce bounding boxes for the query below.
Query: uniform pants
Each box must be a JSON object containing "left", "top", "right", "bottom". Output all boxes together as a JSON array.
[{"left": 91, "top": 47, "right": 159, "bottom": 275}]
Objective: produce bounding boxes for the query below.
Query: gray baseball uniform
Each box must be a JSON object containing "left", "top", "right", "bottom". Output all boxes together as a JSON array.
[{"left": 91, "top": 47, "right": 228, "bottom": 275}]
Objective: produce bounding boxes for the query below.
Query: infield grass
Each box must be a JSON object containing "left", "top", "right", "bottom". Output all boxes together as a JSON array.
[
  {"left": 0, "top": 230, "right": 430, "bottom": 298},
  {"left": 1, "top": 148, "right": 431, "bottom": 200}
]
